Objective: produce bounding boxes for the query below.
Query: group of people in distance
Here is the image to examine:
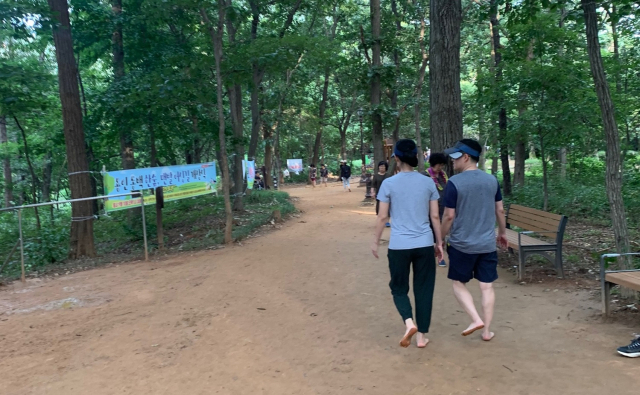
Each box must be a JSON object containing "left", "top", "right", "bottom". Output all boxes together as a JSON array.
[
  {"left": 369, "top": 138, "right": 640, "bottom": 359},
  {"left": 371, "top": 138, "right": 508, "bottom": 348},
  {"left": 307, "top": 160, "right": 353, "bottom": 192}
]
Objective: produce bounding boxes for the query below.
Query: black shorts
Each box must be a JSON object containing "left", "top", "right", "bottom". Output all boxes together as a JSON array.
[{"left": 447, "top": 245, "right": 498, "bottom": 283}]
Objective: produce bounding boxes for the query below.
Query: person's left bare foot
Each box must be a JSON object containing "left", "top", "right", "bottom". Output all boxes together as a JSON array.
[{"left": 400, "top": 326, "right": 418, "bottom": 348}]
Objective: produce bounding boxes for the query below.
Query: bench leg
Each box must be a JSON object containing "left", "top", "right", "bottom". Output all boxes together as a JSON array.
[
  {"left": 518, "top": 248, "right": 525, "bottom": 281},
  {"left": 555, "top": 247, "right": 564, "bottom": 279},
  {"left": 602, "top": 281, "right": 611, "bottom": 316}
]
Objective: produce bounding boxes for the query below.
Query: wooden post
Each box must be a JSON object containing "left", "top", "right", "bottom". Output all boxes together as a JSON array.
[
  {"left": 155, "top": 187, "right": 164, "bottom": 250},
  {"left": 18, "top": 209, "right": 25, "bottom": 283}
]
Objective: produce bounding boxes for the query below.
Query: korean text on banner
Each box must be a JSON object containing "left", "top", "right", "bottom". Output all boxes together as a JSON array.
[
  {"left": 287, "top": 159, "right": 303, "bottom": 175},
  {"left": 103, "top": 162, "right": 217, "bottom": 212}
]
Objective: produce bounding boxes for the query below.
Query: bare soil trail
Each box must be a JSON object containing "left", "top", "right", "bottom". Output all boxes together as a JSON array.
[{"left": 1, "top": 184, "right": 638, "bottom": 395}]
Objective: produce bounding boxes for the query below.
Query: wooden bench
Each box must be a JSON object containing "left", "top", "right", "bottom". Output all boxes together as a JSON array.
[
  {"left": 503, "top": 204, "right": 568, "bottom": 280},
  {"left": 600, "top": 253, "right": 640, "bottom": 315}
]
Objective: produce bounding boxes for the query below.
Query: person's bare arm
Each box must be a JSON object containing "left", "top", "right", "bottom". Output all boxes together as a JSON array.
[
  {"left": 495, "top": 200, "right": 508, "bottom": 249},
  {"left": 441, "top": 207, "right": 455, "bottom": 239},
  {"left": 371, "top": 201, "right": 389, "bottom": 258},
  {"left": 429, "top": 200, "right": 444, "bottom": 261}
]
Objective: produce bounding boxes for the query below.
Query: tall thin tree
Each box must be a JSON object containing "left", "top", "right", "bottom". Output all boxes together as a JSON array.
[
  {"left": 370, "top": 0, "right": 384, "bottom": 164},
  {"left": 581, "top": 0, "right": 631, "bottom": 269},
  {"left": 47, "top": 0, "right": 96, "bottom": 258},
  {"left": 201, "top": 5, "right": 233, "bottom": 244}
]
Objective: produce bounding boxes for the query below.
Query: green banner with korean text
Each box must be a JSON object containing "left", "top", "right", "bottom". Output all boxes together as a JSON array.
[{"left": 103, "top": 162, "right": 217, "bottom": 212}]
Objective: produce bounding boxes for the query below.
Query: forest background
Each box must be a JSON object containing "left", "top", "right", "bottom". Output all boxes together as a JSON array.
[{"left": 1, "top": 0, "right": 639, "bottom": 279}]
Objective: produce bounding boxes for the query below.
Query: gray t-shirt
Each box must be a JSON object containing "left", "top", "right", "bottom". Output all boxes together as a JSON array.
[
  {"left": 443, "top": 170, "right": 502, "bottom": 254},
  {"left": 378, "top": 171, "right": 440, "bottom": 250}
]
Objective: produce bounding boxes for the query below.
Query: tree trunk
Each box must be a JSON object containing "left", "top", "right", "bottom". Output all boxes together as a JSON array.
[
  {"left": 429, "top": 0, "right": 463, "bottom": 174},
  {"left": 48, "top": 0, "right": 96, "bottom": 258},
  {"left": 229, "top": 84, "right": 245, "bottom": 210},
  {"left": 312, "top": 70, "right": 330, "bottom": 166},
  {"left": 415, "top": 14, "right": 428, "bottom": 172},
  {"left": 559, "top": 147, "right": 567, "bottom": 180},
  {"left": 263, "top": 124, "right": 273, "bottom": 189},
  {"left": 490, "top": 0, "right": 511, "bottom": 194},
  {"left": 149, "top": 111, "right": 157, "bottom": 167},
  {"left": 14, "top": 116, "right": 41, "bottom": 229},
  {"left": 111, "top": 0, "right": 133, "bottom": 172},
  {"left": 370, "top": 0, "right": 384, "bottom": 165},
  {"left": 0, "top": 115, "right": 13, "bottom": 207},
  {"left": 42, "top": 151, "right": 53, "bottom": 222},
  {"left": 224, "top": 4, "right": 245, "bottom": 210},
  {"left": 582, "top": 0, "right": 631, "bottom": 271},
  {"left": 201, "top": 6, "right": 233, "bottom": 244},
  {"left": 514, "top": 42, "right": 533, "bottom": 187},
  {"left": 248, "top": 65, "right": 264, "bottom": 160},
  {"left": 539, "top": 131, "right": 548, "bottom": 211}
]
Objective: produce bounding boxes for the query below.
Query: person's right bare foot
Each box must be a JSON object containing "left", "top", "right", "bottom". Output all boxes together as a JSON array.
[
  {"left": 462, "top": 321, "right": 485, "bottom": 336},
  {"left": 400, "top": 326, "right": 418, "bottom": 348},
  {"left": 416, "top": 333, "right": 429, "bottom": 348},
  {"left": 482, "top": 331, "right": 495, "bottom": 341}
]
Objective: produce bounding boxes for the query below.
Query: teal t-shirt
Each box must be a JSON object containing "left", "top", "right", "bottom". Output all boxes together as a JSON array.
[{"left": 378, "top": 171, "right": 440, "bottom": 250}]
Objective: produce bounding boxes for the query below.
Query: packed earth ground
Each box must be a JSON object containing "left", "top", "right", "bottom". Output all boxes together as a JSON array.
[{"left": 0, "top": 183, "right": 639, "bottom": 395}]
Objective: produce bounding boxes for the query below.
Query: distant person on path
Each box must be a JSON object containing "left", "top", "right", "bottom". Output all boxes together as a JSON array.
[
  {"left": 371, "top": 161, "right": 388, "bottom": 215},
  {"left": 440, "top": 139, "right": 508, "bottom": 342},
  {"left": 371, "top": 160, "right": 391, "bottom": 228},
  {"left": 427, "top": 153, "right": 449, "bottom": 267},
  {"left": 371, "top": 139, "right": 444, "bottom": 348},
  {"left": 617, "top": 335, "right": 640, "bottom": 358},
  {"left": 309, "top": 164, "right": 317, "bottom": 188},
  {"left": 320, "top": 164, "right": 329, "bottom": 187},
  {"left": 340, "top": 160, "right": 351, "bottom": 192}
]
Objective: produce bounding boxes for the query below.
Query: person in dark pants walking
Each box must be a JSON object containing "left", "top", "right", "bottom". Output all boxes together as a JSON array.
[{"left": 371, "top": 139, "right": 444, "bottom": 348}]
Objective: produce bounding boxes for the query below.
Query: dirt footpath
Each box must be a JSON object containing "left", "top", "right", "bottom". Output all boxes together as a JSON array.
[{"left": 1, "top": 183, "right": 638, "bottom": 395}]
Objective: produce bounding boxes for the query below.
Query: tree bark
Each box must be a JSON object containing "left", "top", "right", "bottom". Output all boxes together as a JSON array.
[
  {"left": 370, "top": 0, "right": 384, "bottom": 165},
  {"left": 415, "top": 13, "right": 428, "bottom": 172},
  {"left": 263, "top": 123, "right": 273, "bottom": 189},
  {"left": 0, "top": 115, "right": 13, "bottom": 207},
  {"left": 582, "top": 0, "right": 631, "bottom": 269},
  {"left": 48, "top": 0, "right": 96, "bottom": 258},
  {"left": 514, "top": 42, "right": 533, "bottom": 187},
  {"left": 201, "top": 6, "right": 233, "bottom": 244},
  {"left": 42, "top": 151, "right": 53, "bottom": 222},
  {"left": 312, "top": 70, "right": 330, "bottom": 166},
  {"left": 14, "top": 116, "right": 41, "bottom": 229},
  {"left": 247, "top": 0, "right": 302, "bottom": 161},
  {"left": 224, "top": 2, "right": 245, "bottom": 210},
  {"left": 490, "top": 0, "right": 511, "bottom": 194},
  {"left": 111, "top": 0, "right": 133, "bottom": 172},
  {"left": 429, "top": 0, "right": 463, "bottom": 174}
]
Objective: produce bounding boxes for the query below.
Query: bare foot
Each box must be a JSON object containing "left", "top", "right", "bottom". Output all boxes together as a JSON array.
[
  {"left": 482, "top": 332, "right": 495, "bottom": 341},
  {"left": 462, "top": 322, "right": 485, "bottom": 336},
  {"left": 416, "top": 333, "right": 429, "bottom": 348},
  {"left": 400, "top": 326, "right": 418, "bottom": 348}
]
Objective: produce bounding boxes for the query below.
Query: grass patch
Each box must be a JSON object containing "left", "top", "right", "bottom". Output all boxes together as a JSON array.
[{"left": 0, "top": 190, "right": 296, "bottom": 281}]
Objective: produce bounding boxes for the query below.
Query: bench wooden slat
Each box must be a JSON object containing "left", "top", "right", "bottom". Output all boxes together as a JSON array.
[
  {"left": 605, "top": 272, "right": 640, "bottom": 291},
  {"left": 503, "top": 229, "right": 551, "bottom": 247},
  {"left": 508, "top": 209, "right": 561, "bottom": 229},
  {"left": 509, "top": 204, "right": 562, "bottom": 221},
  {"left": 506, "top": 219, "right": 556, "bottom": 235}
]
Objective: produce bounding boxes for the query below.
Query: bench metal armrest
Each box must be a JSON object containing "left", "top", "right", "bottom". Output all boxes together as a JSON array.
[
  {"left": 600, "top": 252, "right": 640, "bottom": 279},
  {"left": 519, "top": 230, "right": 558, "bottom": 235},
  {"left": 518, "top": 230, "right": 558, "bottom": 246}
]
